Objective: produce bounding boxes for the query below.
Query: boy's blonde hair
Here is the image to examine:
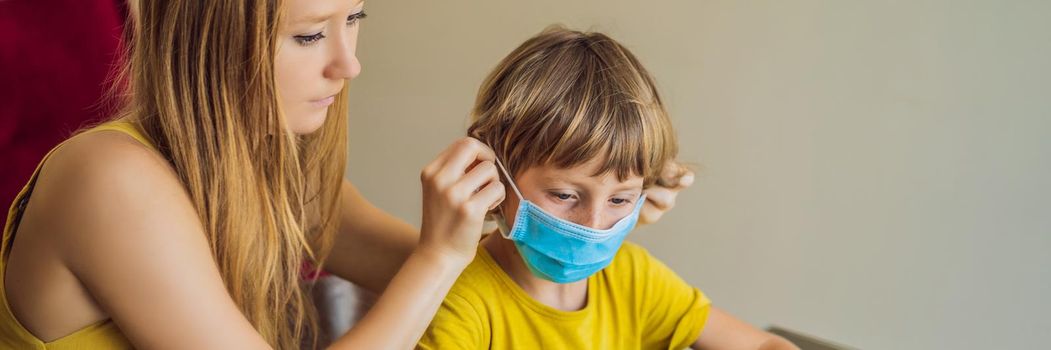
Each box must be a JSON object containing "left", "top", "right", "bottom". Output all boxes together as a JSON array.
[{"left": 469, "top": 26, "right": 678, "bottom": 187}]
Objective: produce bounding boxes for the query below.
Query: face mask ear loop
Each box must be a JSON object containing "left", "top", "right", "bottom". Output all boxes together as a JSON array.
[
  {"left": 493, "top": 155, "right": 524, "bottom": 201},
  {"left": 492, "top": 154, "right": 523, "bottom": 239},
  {"left": 494, "top": 206, "right": 514, "bottom": 239}
]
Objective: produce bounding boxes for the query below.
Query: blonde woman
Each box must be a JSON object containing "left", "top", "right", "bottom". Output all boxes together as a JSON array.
[{"left": 0, "top": 0, "right": 691, "bottom": 349}]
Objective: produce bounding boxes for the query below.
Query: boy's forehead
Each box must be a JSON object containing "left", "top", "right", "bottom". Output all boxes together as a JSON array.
[
  {"left": 528, "top": 162, "right": 644, "bottom": 188},
  {"left": 539, "top": 155, "right": 609, "bottom": 175}
]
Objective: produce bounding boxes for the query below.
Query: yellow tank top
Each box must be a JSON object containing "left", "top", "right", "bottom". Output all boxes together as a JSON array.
[{"left": 0, "top": 121, "right": 153, "bottom": 349}]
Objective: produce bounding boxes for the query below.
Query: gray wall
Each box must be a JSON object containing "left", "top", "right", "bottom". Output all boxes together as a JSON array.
[{"left": 345, "top": 1, "right": 1051, "bottom": 349}]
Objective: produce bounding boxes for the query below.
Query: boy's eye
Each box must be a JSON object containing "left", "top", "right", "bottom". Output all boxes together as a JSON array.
[
  {"left": 551, "top": 192, "right": 574, "bottom": 201},
  {"left": 610, "top": 198, "right": 631, "bottom": 205}
]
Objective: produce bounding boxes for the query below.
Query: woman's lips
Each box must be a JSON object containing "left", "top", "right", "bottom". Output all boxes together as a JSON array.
[{"left": 311, "top": 94, "right": 336, "bottom": 107}]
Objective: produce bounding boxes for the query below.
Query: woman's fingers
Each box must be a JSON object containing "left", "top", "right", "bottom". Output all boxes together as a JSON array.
[
  {"left": 645, "top": 186, "right": 676, "bottom": 211},
  {"left": 640, "top": 161, "right": 696, "bottom": 225},
  {"left": 421, "top": 138, "right": 494, "bottom": 187},
  {"left": 639, "top": 203, "right": 665, "bottom": 225},
  {"left": 472, "top": 179, "right": 506, "bottom": 212},
  {"left": 673, "top": 171, "right": 695, "bottom": 189},
  {"left": 449, "top": 161, "right": 498, "bottom": 202},
  {"left": 417, "top": 137, "right": 504, "bottom": 261},
  {"left": 450, "top": 160, "right": 505, "bottom": 212},
  {"left": 432, "top": 138, "right": 496, "bottom": 187},
  {"left": 655, "top": 161, "right": 694, "bottom": 189}
]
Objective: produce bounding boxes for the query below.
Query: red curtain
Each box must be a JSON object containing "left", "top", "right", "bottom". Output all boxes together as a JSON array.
[{"left": 0, "top": 0, "right": 128, "bottom": 206}]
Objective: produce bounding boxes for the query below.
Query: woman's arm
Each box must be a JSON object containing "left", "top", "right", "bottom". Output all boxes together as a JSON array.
[
  {"left": 692, "top": 307, "right": 799, "bottom": 350},
  {"left": 323, "top": 179, "right": 420, "bottom": 293},
  {"left": 39, "top": 134, "right": 499, "bottom": 349},
  {"left": 327, "top": 137, "right": 504, "bottom": 349}
]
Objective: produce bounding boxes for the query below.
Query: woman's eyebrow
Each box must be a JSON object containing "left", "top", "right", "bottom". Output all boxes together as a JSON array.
[
  {"left": 293, "top": 1, "right": 365, "bottom": 26},
  {"left": 293, "top": 13, "right": 332, "bottom": 25}
]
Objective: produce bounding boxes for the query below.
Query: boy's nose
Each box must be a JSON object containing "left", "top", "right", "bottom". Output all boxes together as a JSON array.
[{"left": 573, "top": 209, "right": 610, "bottom": 230}]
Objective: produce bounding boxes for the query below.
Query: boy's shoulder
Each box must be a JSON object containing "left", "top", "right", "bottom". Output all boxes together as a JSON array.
[
  {"left": 601, "top": 241, "right": 692, "bottom": 296},
  {"left": 443, "top": 246, "right": 512, "bottom": 303},
  {"left": 419, "top": 249, "right": 501, "bottom": 350},
  {"left": 606, "top": 240, "right": 657, "bottom": 275},
  {"left": 615, "top": 240, "right": 651, "bottom": 258}
]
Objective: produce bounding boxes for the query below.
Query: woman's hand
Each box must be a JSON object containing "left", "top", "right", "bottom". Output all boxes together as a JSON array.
[
  {"left": 418, "top": 137, "right": 506, "bottom": 264},
  {"left": 640, "top": 161, "right": 695, "bottom": 225},
  {"left": 328, "top": 139, "right": 505, "bottom": 349}
]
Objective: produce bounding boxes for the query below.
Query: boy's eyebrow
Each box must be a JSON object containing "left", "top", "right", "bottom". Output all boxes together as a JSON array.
[
  {"left": 538, "top": 175, "right": 575, "bottom": 186},
  {"left": 613, "top": 183, "right": 644, "bottom": 192},
  {"left": 540, "top": 175, "right": 643, "bottom": 192},
  {"left": 609, "top": 182, "right": 645, "bottom": 193}
]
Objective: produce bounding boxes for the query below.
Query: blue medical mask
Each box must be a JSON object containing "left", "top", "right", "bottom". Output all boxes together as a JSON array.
[{"left": 493, "top": 157, "right": 646, "bottom": 283}]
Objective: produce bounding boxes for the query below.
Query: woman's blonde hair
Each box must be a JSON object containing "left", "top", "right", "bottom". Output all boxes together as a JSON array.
[
  {"left": 469, "top": 26, "right": 679, "bottom": 187},
  {"left": 106, "top": 1, "right": 344, "bottom": 348}
]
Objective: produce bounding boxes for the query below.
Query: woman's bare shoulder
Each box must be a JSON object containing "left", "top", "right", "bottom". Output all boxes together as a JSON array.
[
  {"left": 16, "top": 130, "right": 268, "bottom": 348},
  {"left": 24, "top": 127, "right": 206, "bottom": 277}
]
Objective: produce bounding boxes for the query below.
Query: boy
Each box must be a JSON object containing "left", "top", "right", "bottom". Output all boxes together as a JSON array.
[{"left": 417, "top": 27, "right": 797, "bottom": 350}]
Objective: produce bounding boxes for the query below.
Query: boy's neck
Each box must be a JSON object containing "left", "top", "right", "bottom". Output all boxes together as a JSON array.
[{"left": 482, "top": 233, "right": 588, "bottom": 312}]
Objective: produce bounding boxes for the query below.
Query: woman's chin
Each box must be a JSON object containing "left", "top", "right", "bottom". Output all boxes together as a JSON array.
[{"left": 289, "top": 110, "right": 328, "bottom": 135}]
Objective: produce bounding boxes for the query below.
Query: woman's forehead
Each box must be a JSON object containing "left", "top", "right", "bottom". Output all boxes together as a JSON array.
[{"left": 284, "top": 0, "right": 364, "bottom": 25}]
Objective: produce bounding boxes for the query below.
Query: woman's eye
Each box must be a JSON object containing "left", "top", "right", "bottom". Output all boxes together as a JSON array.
[
  {"left": 294, "top": 32, "right": 325, "bottom": 46},
  {"left": 293, "top": 11, "right": 365, "bottom": 46},
  {"left": 347, "top": 11, "right": 367, "bottom": 26}
]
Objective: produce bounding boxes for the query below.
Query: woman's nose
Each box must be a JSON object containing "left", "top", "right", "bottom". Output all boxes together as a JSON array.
[{"left": 324, "top": 39, "right": 361, "bottom": 80}]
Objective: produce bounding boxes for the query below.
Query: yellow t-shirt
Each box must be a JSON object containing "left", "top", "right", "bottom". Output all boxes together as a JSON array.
[{"left": 417, "top": 241, "right": 711, "bottom": 350}]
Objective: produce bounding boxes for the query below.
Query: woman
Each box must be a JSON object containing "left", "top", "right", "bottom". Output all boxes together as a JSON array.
[{"left": 0, "top": 0, "right": 691, "bottom": 349}]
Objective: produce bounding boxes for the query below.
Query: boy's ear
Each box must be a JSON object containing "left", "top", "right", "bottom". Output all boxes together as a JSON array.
[
  {"left": 482, "top": 209, "right": 507, "bottom": 236},
  {"left": 486, "top": 204, "right": 506, "bottom": 222}
]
